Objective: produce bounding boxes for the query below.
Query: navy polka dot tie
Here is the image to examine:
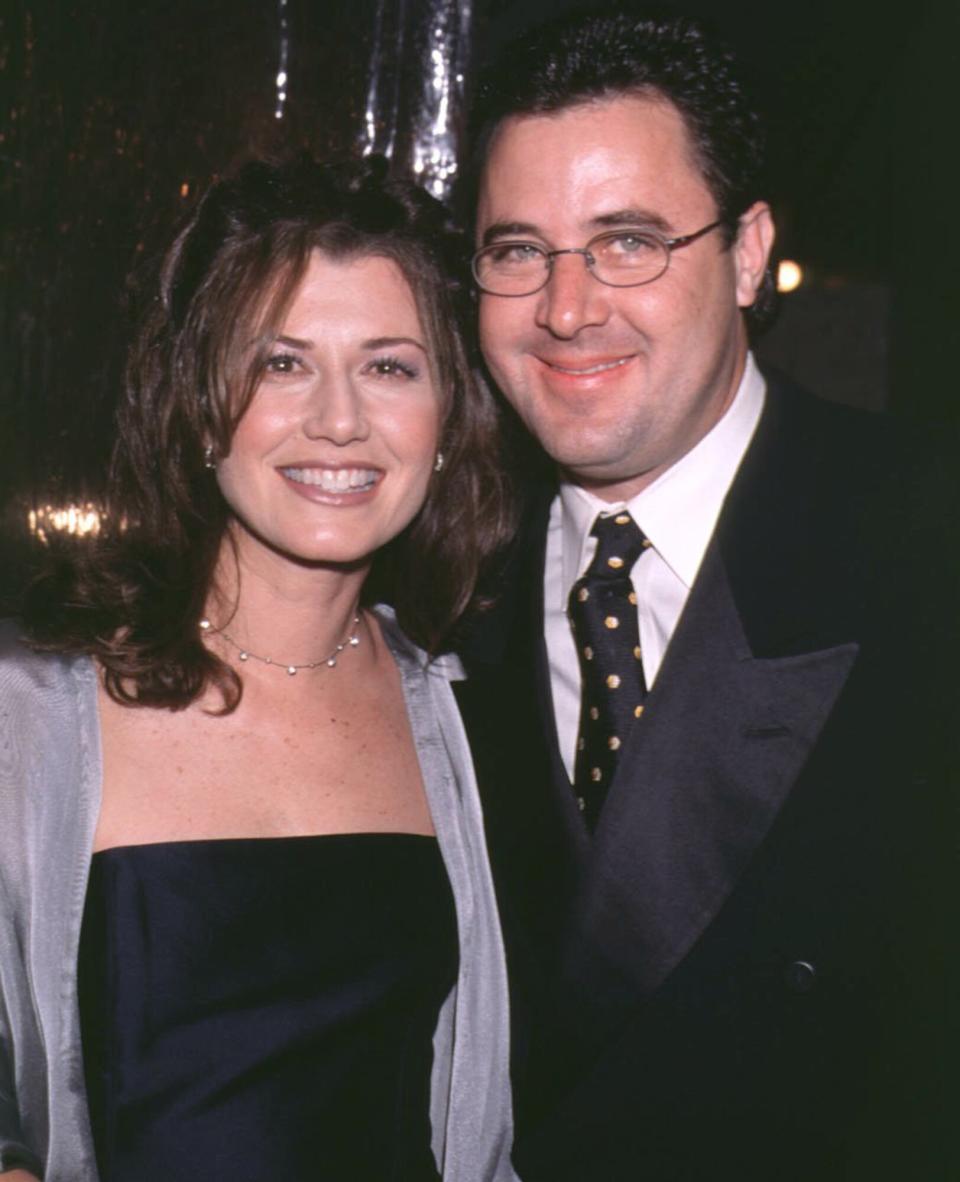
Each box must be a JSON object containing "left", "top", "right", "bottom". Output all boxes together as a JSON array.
[{"left": 568, "top": 511, "right": 648, "bottom": 830}]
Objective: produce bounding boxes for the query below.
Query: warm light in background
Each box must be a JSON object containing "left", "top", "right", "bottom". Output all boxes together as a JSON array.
[
  {"left": 777, "top": 260, "right": 803, "bottom": 293},
  {"left": 27, "top": 502, "right": 107, "bottom": 544}
]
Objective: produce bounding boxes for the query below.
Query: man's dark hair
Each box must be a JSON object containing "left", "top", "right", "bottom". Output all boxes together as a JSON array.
[{"left": 469, "top": 8, "right": 775, "bottom": 324}]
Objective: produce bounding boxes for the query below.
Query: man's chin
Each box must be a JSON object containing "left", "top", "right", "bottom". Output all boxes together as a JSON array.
[{"left": 556, "top": 454, "right": 660, "bottom": 502}]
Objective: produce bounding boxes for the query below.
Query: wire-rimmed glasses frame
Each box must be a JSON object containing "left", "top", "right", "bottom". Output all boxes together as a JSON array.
[{"left": 472, "top": 219, "right": 725, "bottom": 297}]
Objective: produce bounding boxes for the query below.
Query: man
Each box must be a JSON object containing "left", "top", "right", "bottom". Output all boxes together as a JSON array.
[{"left": 454, "top": 11, "right": 955, "bottom": 1181}]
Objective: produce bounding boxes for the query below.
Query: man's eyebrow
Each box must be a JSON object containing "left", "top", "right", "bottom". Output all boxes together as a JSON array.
[
  {"left": 481, "top": 210, "right": 675, "bottom": 247},
  {"left": 590, "top": 208, "right": 674, "bottom": 234},
  {"left": 480, "top": 221, "right": 542, "bottom": 246}
]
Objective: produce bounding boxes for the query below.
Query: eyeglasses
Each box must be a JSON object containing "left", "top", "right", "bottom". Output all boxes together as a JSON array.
[{"left": 471, "top": 220, "right": 724, "bottom": 297}]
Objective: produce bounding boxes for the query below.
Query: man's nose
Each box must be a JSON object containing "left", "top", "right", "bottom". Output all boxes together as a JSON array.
[
  {"left": 302, "top": 375, "right": 369, "bottom": 444},
  {"left": 534, "top": 251, "right": 611, "bottom": 339}
]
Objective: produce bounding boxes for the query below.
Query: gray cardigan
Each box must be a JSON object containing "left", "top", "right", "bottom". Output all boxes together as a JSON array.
[{"left": 0, "top": 612, "right": 516, "bottom": 1181}]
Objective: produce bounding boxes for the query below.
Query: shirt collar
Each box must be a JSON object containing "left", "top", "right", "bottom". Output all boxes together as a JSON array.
[{"left": 559, "top": 353, "right": 766, "bottom": 597}]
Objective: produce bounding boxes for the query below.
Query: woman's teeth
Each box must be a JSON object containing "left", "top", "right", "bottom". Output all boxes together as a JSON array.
[{"left": 281, "top": 467, "right": 379, "bottom": 492}]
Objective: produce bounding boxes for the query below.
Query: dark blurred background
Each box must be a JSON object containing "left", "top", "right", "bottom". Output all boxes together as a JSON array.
[{"left": 2, "top": 0, "right": 957, "bottom": 602}]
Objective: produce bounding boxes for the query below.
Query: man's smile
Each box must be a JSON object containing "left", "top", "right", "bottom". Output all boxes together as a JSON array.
[{"left": 542, "top": 355, "right": 636, "bottom": 377}]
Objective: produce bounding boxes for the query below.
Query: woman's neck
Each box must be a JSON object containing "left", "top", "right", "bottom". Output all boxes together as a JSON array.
[{"left": 205, "top": 536, "right": 373, "bottom": 672}]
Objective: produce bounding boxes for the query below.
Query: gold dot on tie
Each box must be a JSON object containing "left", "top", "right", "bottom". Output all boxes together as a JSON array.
[
  {"left": 642, "top": 538, "right": 652, "bottom": 549},
  {"left": 604, "top": 616, "right": 619, "bottom": 630},
  {"left": 628, "top": 591, "right": 637, "bottom": 605},
  {"left": 615, "top": 514, "right": 630, "bottom": 525},
  {"left": 634, "top": 704, "right": 645, "bottom": 718},
  {"left": 606, "top": 674, "right": 621, "bottom": 689},
  {"left": 607, "top": 556, "right": 624, "bottom": 570},
  {"left": 589, "top": 706, "right": 600, "bottom": 720},
  {"left": 608, "top": 736, "right": 621, "bottom": 751},
  {"left": 584, "top": 645, "right": 594, "bottom": 660},
  {"left": 634, "top": 645, "right": 642, "bottom": 660},
  {"left": 591, "top": 767, "right": 602, "bottom": 782},
  {"left": 577, "top": 587, "right": 589, "bottom": 602}
]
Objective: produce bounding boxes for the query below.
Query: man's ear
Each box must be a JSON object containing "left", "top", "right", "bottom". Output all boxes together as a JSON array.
[{"left": 733, "top": 201, "right": 775, "bottom": 309}]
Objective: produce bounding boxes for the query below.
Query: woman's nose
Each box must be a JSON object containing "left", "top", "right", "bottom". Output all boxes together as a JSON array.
[{"left": 302, "top": 374, "right": 370, "bottom": 444}]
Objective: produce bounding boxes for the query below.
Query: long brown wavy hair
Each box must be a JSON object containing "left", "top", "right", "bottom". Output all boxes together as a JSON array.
[{"left": 23, "top": 156, "right": 515, "bottom": 710}]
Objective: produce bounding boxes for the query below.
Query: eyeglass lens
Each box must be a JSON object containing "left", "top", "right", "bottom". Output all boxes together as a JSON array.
[{"left": 474, "top": 230, "right": 669, "bottom": 295}]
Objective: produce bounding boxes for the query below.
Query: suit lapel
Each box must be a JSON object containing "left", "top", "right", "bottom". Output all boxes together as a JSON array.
[{"left": 558, "top": 543, "right": 857, "bottom": 1034}]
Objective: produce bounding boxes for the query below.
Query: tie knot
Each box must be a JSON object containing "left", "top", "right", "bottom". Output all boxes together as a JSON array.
[{"left": 586, "top": 512, "right": 646, "bottom": 579}]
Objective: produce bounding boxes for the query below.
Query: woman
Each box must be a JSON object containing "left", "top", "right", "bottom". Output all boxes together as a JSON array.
[{"left": 0, "top": 157, "right": 516, "bottom": 1182}]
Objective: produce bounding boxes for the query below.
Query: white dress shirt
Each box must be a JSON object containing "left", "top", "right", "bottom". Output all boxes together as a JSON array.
[{"left": 544, "top": 354, "right": 766, "bottom": 780}]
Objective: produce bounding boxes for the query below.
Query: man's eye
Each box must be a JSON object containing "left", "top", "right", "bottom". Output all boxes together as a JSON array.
[
  {"left": 488, "top": 243, "right": 543, "bottom": 266},
  {"left": 606, "top": 232, "right": 658, "bottom": 255}
]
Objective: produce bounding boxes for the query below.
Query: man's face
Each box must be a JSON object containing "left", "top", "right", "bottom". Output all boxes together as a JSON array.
[{"left": 476, "top": 94, "right": 773, "bottom": 501}]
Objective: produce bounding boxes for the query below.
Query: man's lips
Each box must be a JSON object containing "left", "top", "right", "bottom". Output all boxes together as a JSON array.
[{"left": 538, "top": 354, "right": 636, "bottom": 377}]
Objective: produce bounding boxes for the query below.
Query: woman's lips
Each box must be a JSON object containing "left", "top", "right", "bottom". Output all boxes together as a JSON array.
[
  {"left": 280, "top": 465, "right": 380, "bottom": 492},
  {"left": 277, "top": 465, "right": 383, "bottom": 503}
]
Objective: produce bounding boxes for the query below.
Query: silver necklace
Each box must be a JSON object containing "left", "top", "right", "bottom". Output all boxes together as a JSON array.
[{"left": 199, "top": 615, "right": 361, "bottom": 676}]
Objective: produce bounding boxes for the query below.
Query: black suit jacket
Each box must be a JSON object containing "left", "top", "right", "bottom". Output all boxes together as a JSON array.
[{"left": 456, "top": 377, "right": 957, "bottom": 1181}]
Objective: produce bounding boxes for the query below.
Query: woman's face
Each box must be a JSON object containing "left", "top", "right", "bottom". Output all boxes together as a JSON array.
[{"left": 215, "top": 250, "right": 443, "bottom": 572}]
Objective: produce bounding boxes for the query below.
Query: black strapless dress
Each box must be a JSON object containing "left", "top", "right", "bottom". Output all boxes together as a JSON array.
[{"left": 77, "top": 833, "right": 458, "bottom": 1182}]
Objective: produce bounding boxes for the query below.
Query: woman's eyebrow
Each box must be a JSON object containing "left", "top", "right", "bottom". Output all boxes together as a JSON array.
[{"left": 362, "top": 336, "right": 428, "bottom": 354}]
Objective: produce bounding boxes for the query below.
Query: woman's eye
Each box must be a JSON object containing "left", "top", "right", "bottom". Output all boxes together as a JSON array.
[
  {"left": 366, "top": 355, "right": 419, "bottom": 379},
  {"left": 263, "top": 352, "right": 301, "bottom": 375}
]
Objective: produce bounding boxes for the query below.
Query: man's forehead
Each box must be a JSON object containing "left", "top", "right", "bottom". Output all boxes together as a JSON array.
[
  {"left": 476, "top": 93, "right": 711, "bottom": 234},
  {"left": 485, "top": 92, "right": 695, "bottom": 157}
]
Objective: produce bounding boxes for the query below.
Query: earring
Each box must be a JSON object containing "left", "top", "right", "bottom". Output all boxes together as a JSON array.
[
  {"left": 203, "top": 445, "right": 216, "bottom": 470},
  {"left": 434, "top": 452, "right": 445, "bottom": 473}
]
